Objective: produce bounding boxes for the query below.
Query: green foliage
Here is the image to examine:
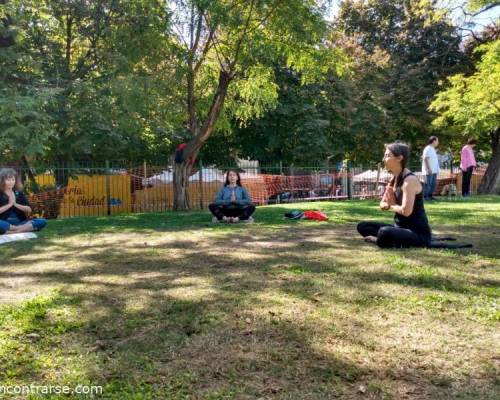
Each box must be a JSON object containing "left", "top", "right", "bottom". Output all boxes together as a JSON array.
[
  {"left": 0, "top": 88, "right": 57, "bottom": 159},
  {"left": 167, "top": 1, "right": 328, "bottom": 132},
  {"left": 467, "top": 0, "right": 500, "bottom": 13},
  {"left": 0, "top": 0, "right": 57, "bottom": 160},
  {"left": 430, "top": 40, "right": 500, "bottom": 137},
  {"left": 336, "top": 0, "right": 466, "bottom": 150},
  {"left": 228, "top": 0, "right": 466, "bottom": 165},
  {"left": 165, "top": 0, "right": 332, "bottom": 169},
  {"left": 1, "top": 0, "right": 184, "bottom": 165},
  {"left": 234, "top": 66, "right": 334, "bottom": 165},
  {"left": 228, "top": 65, "right": 279, "bottom": 124}
]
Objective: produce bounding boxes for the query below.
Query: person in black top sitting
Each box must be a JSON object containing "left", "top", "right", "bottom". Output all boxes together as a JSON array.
[
  {"left": 0, "top": 168, "right": 47, "bottom": 235},
  {"left": 357, "top": 143, "right": 432, "bottom": 248}
]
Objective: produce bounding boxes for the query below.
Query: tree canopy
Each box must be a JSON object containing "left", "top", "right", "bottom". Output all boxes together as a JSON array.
[
  {"left": 430, "top": 39, "right": 500, "bottom": 193},
  {"left": 1, "top": 0, "right": 499, "bottom": 194}
]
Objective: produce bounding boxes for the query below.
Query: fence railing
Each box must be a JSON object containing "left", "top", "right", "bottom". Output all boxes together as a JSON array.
[{"left": 0, "top": 162, "right": 486, "bottom": 219}]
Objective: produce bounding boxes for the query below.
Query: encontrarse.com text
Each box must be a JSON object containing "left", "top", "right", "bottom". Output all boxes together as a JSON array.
[{"left": 0, "top": 385, "right": 103, "bottom": 396}]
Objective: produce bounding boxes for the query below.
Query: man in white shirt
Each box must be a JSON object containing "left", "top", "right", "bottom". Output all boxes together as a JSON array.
[{"left": 421, "top": 136, "right": 440, "bottom": 200}]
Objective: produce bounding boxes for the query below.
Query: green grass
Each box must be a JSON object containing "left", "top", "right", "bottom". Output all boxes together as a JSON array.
[{"left": 0, "top": 196, "right": 499, "bottom": 399}]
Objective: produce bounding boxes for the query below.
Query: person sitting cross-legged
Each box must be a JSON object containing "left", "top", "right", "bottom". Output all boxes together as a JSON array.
[
  {"left": 357, "top": 143, "right": 432, "bottom": 248},
  {"left": 0, "top": 168, "right": 47, "bottom": 236},
  {"left": 209, "top": 170, "right": 255, "bottom": 223}
]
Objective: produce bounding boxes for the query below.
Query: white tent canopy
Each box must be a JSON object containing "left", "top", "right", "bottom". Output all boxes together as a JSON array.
[
  {"left": 353, "top": 169, "right": 454, "bottom": 183},
  {"left": 353, "top": 170, "right": 392, "bottom": 182},
  {"left": 142, "top": 170, "right": 174, "bottom": 186},
  {"left": 189, "top": 168, "right": 225, "bottom": 182},
  {"left": 142, "top": 167, "right": 225, "bottom": 186}
]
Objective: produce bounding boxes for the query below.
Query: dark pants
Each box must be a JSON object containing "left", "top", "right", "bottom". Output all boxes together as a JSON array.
[
  {"left": 357, "top": 221, "right": 430, "bottom": 248},
  {"left": 209, "top": 204, "right": 255, "bottom": 221},
  {"left": 424, "top": 173, "right": 437, "bottom": 199},
  {"left": 461, "top": 167, "right": 473, "bottom": 196}
]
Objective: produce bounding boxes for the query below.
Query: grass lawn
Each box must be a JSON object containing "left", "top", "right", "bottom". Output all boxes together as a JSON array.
[{"left": 0, "top": 196, "right": 499, "bottom": 399}]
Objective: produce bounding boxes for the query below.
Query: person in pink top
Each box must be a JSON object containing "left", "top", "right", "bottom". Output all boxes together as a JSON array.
[{"left": 460, "top": 138, "right": 477, "bottom": 197}]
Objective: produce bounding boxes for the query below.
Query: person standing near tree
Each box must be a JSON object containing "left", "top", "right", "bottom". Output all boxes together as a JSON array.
[
  {"left": 421, "top": 136, "right": 440, "bottom": 200},
  {"left": 460, "top": 138, "right": 477, "bottom": 197}
]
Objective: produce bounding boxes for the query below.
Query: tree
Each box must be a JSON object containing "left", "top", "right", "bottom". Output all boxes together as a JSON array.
[
  {"left": 168, "top": 0, "right": 327, "bottom": 210},
  {"left": 0, "top": 0, "right": 57, "bottom": 160},
  {"left": 0, "top": 0, "right": 59, "bottom": 190},
  {"left": 233, "top": 66, "right": 331, "bottom": 166},
  {"left": 233, "top": 34, "right": 389, "bottom": 167},
  {"left": 430, "top": 39, "right": 500, "bottom": 194},
  {"left": 237, "top": 0, "right": 466, "bottom": 167},
  {"left": 1, "top": 0, "right": 184, "bottom": 175},
  {"left": 336, "top": 0, "right": 466, "bottom": 152}
]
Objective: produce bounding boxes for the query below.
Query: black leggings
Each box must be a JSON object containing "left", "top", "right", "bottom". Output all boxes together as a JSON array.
[
  {"left": 462, "top": 167, "right": 473, "bottom": 196},
  {"left": 209, "top": 204, "right": 255, "bottom": 221},
  {"left": 357, "top": 221, "right": 430, "bottom": 248}
]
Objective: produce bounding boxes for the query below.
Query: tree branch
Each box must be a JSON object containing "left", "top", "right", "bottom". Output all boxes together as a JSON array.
[
  {"left": 65, "top": 14, "right": 73, "bottom": 76},
  {"left": 73, "top": 0, "right": 112, "bottom": 79},
  {"left": 472, "top": 2, "right": 500, "bottom": 17},
  {"left": 205, "top": 19, "right": 230, "bottom": 72},
  {"left": 187, "top": 70, "right": 232, "bottom": 156},
  {"left": 229, "top": 0, "right": 256, "bottom": 73},
  {"left": 191, "top": 11, "right": 204, "bottom": 54},
  {"left": 457, "top": 26, "right": 486, "bottom": 43},
  {"left": 193, "top": 26, "right": 216, "bottom": 74},
  {"left": 245, "top": 0, "right": 283, "bottom": 36}
]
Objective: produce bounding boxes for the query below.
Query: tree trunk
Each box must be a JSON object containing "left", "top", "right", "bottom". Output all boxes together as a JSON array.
[
  {"left": 173, "top": 161, "right": 193, "bottom": 210},
  {"left": 21, "top": 155, "right": 40, "bottom": 193},
  {"left": 478, "top": 129, "right": 500, "bottom": 194},
  {"left": 173, "top": 71, "right": 232, "bottom": 211},
  {"left": 54, "top": 154, "right": 70, "bottom": 188}
]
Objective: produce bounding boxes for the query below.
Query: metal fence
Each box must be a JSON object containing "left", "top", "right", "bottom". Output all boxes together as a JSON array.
[{"left": 0, "top": 162, "right": 486, "bottom": 219}]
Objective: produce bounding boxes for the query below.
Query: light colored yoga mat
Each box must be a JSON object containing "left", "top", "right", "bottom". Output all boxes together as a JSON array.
[{"left": 0, "top": 232, "right": 38, "bottom": 244}]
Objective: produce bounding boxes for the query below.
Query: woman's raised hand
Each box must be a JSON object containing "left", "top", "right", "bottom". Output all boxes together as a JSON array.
[{"left": 382, "top": 185, "right": 396, "bottom": 205}]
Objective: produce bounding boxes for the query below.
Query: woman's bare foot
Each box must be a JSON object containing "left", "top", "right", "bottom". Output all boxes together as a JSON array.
[
  {"left": 6, "top": 224, "right": 33, "bottom": 234},
  {"left": 364, "top": 235, "right": 377, "bottom": 244}
]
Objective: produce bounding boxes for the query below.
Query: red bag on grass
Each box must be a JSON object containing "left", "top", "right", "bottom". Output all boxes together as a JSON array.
[{"left": 303, "top": 210, "right": 328, "bottom": 221}]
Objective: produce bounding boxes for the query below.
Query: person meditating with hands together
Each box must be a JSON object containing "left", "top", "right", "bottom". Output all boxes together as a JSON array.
[
  {"left": 357, "top": 143, "right": 432, "bottom": 248},
  {"left": 0, "top": 168, "right": 47, "bottom": 235},
  {"left": 209, "top": 170, "right": 255, "bottom": 223}
]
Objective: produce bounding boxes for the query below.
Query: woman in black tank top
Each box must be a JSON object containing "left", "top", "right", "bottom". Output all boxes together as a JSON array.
[{"left": 357, "top": 142, "right": 432, "bottom": 248}]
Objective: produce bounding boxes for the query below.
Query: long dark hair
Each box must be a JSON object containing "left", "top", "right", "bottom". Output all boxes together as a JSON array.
[
  {"left": 224, "top": 170, "right": 242, "bottom": 187},
  {"left": 0, "top": 168, "right": 17, "bottom": 192},
  {"left": 385, "top": 142, "right": 410, "bottom": 187}
]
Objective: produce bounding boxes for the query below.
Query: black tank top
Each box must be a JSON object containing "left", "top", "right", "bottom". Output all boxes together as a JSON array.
[{"left": 393, "top": 172, "right": 431, "bottom": 238}]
